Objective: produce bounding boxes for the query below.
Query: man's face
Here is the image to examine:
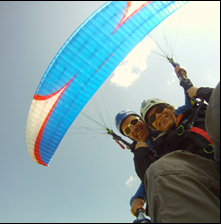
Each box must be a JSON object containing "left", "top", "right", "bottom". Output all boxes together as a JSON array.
[
  {"left": 147, "top": 105, "right": 175, "bottom": 131},
  {"left": 121, "top": 115, "right": 150, "bottom": 142}
]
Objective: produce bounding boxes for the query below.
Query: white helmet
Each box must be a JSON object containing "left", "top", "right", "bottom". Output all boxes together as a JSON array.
[{"left": 140, "top": 98, "right": 168, "bottom": 130}]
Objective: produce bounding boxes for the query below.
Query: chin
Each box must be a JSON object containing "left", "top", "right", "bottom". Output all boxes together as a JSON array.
[
  {"left": 141, "top": 135, "right": 148, "bottom": 141},
  {"left": 165, "top": 123, "right": 173, "bottom": 131}
]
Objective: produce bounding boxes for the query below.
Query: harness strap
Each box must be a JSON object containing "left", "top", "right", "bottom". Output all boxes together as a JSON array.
[
  {"left": 176, "top": 113, "right": 183, "bottom": 127},
  {"left": 189, "top": 127, "right": 214, "bottom": 145},
  {"left": 148, "top": 149, "right": 157, "bottom": 159},
  {"left": 183, "top": 128, "right": 214, "bottom": 153},
  {"left": 187, "top": 100, "right": 204, "bottom": 129}
]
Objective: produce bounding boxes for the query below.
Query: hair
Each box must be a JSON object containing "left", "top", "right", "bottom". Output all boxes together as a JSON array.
[{"left": 166, "top": 104, "right": 177, "bottom": 116}]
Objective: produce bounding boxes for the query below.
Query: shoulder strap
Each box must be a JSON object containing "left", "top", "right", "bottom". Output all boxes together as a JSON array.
[
  {"left": 189, "top": 127, "right": 213, "bottom": 145},
  {"left": 162, "top": 100, "right": 214, "bottom": 152}
]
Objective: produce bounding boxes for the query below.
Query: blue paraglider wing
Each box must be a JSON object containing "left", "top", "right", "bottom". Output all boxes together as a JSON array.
[{"left": 26, "top": 1, "right": 188, "bottom": 166}]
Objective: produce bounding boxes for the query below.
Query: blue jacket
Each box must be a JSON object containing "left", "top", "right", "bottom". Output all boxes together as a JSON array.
[{"left": 130, "top": 91, "right": 192, "bottom": 205}]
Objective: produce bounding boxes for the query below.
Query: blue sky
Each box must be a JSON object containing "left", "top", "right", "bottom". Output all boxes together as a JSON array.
[{"left": 0, "top": 1, "right": 220, "bottom": 223}]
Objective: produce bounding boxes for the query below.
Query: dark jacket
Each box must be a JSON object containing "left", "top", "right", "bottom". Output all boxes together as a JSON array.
[{"left": 134, "top": 87, "right": 214, "bottom": 183}]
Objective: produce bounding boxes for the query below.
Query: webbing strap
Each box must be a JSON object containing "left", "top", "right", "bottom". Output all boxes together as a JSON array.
[
  {"left": 189, "top": 127, "right": 214, "bottom": 145},
  {"left": 187, "top": 101, "right": 204, "bottom": 129}
]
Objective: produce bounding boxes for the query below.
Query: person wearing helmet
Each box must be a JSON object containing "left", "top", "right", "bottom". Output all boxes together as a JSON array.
[
  {"left": 115, "top": 110, "right": 159, "bottom": 216},
  {"left": 115, "top": 73, "right": 194, "bottom": 216},
  {"left": 133, "top": 77, "right": 219, "bottom": 221}
]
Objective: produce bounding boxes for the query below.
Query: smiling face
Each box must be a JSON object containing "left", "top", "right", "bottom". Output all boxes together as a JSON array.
[
  {"left": 121, "top": 115, "right": 150, "bottom": 142},
  {"left": 147, "top": 105, "right": 175, "bottom": 131}
]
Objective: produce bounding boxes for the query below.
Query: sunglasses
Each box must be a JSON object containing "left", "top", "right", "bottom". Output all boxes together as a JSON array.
[
  {"left": 147, "top": 104, "right": 165, "bottom": 124},
  {"left": 123, "top": 116, "right": 140, "bottom": 136}
]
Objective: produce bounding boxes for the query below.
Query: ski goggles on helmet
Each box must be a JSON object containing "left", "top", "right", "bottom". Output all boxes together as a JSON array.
[
  {"left": 123, "top": 116, "right": 140, "bottom": 136},
  {"left": 147, "top": 104, "right": 165, "bottom": 124}
]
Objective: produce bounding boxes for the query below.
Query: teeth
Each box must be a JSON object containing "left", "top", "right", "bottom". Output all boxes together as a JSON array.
[
  {"left": 160, "top": 117, "right": 166, "bottom": 125},
  {"left": 137, "top": 130, "right": 142, "bottom": 136}
]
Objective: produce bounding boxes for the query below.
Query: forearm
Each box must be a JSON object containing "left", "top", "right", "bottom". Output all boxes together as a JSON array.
[
  {"left": 130, "top": 183, "right": 146, "bottom": 206},
  {"left": 196, "top": 87, "right": 214, "bottom": 103},
  {"left": 134, "top": 147, "right": 153, "bottom": 183}
]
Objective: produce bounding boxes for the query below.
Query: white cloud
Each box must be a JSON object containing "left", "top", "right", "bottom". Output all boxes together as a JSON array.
[
  {"left": 167, "top": 72, "right": 176, "bottom": 85},
  {"left": 110, "top": 38, "right": 156, "bottom": 88},
  {"left": 125, "top": 175, "right": 136, "bottom": 188}
]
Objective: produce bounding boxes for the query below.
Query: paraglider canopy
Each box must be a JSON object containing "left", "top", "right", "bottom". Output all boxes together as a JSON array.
[{"left": 26, "top": 1, "right": 188, "bottom": 166}]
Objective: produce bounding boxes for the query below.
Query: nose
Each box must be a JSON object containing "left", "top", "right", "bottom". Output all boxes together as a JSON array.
[
  {"left": 155, "top": 113, "right": 162, "bottom": 123},
  {"left": 130, "top": 124, "right": 138, "bottom": 133}
]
